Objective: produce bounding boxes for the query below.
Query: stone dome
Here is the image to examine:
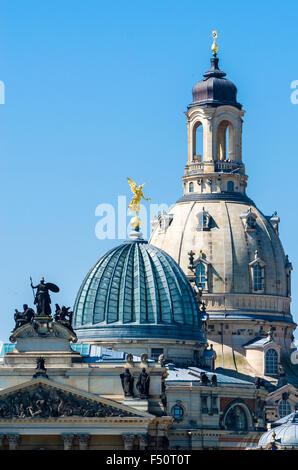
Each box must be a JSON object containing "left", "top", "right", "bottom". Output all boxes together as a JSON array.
[
  {"left": 73, "top": 237, "right": 205, "bottom": 344},
  {"left": 150, "top": 195, "right": 294, "bottom": 327},
  {"left": 258, "top": 412, "right": 298, "bottom": 449},
  {"left": 191, "top": 57, "right": 242, "bottom": 109}
]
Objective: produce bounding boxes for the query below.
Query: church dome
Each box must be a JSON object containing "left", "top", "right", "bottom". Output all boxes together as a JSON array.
[
  {"left": 191, "top": 57, "right": 242, "bottom": 109},
  {"left": 258, "top": 412, "right": 298, "bottom": 449},
  {"left": 73, "top": 237, "right": 205, "bottom": 344},
  {"left": 150, "top": 198, "right": 293, "bottom": 326}
]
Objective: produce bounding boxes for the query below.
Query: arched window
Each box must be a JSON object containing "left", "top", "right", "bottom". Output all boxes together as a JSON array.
[
  {"left": 253, "top": 264, "right": 264, "bottom": 291},
  {"left": 227, "top": 181, "right": 234, "bottom": 192},
  {"left": 189, "top": 182, "right": 194, "bottom": 193},
  {"left": 171, "top": 404, "right": 184, "bottom": 421},
  {"left": 225, "top": 405, "right": 248, "bottom": 431},
  {"left": 192, "top": 122, "right": 203, "bottom": 161},
  {"left": 278, "top": 400, "right": 292, "bottom": 418},
  {"left": 217, "top": 120, "right": 234, "bottom": 161},
  {"left": 195, "top": 262, "right": 207, "bottom": 289},
  {"left": 265, "top": 348, "right": 278, "bottom": 375}
]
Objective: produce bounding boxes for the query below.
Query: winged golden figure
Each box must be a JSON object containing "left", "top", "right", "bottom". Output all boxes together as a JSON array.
[{"left": 127, "top": 177, "right": 151, "bottom": 216}]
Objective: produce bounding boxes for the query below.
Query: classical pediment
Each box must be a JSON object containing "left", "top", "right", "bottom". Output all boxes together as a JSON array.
[
  {"left": 267, "top": 383, "right": 297, "bottom": 401},
  {"left": 0, "top": 378, "right": 151, "bottom": 421}
]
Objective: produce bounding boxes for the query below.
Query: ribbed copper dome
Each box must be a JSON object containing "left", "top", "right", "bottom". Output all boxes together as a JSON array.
[
  {"left": 191, "top": 56, "right": 242, "bottom": 109},
  {"left": 73, "top": 238, "right": 206, "bottom": 343}
]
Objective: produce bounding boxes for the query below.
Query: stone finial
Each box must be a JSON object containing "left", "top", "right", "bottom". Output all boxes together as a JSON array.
[
  {"left": 188, "top": 250, "right": 195, "bottom": 270},
  {"left": 141, "top": 353, "right": 148, "bottom": 364},
  {"left": 158, "top": 354, "right": 166, "bottom": 367},
  {"left": 267, "top": 326, "right": 274, "bottom": 341},
  {"left": 126, "top": 353, "right": 134, "bottom": 364}
]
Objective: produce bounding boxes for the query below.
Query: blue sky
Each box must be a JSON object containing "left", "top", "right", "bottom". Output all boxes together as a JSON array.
[{"left": 0, "top": 0, "right": 298, "bottom": 341}]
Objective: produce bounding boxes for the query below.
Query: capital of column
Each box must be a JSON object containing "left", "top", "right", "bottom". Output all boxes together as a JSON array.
[
  {"left": 7, "top": 433, "right": 20, "bottom": 450},
  {"left": 138, "top": 433, "right": 149, "bottom": 450},
  {"left": 122, "top": 433, "right": 135, "bottom": 450},
  {"left": 62, "top": 433, "right": 75, "bottom": 450},
  {"left": 77, "top": 433, "right": 90, "bottom": 450}
]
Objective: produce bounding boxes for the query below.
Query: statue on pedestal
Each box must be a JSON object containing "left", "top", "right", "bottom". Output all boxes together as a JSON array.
[
  {"left": 120, "top": 369, "right": 134, "bottom": 397},
  {"left": 54, "top": 304, "right": 74, "bottom": 332},
  {"left": 30, "top": 277, "right": 59, "bottom": 316},
  {"left": 136, "top": 368, "right": 150, "bottom": 398},
  {"left": 13, "top": 304, "right": 35, "bottom": 330}
]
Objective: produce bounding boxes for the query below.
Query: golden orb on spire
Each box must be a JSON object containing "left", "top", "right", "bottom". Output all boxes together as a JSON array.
[{"left": 211, "top": 30, "right": 218, "bottom": 56}]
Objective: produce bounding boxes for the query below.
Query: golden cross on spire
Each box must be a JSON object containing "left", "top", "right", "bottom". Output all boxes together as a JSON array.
[{"left": 211, "top": 30, "right": 218, "bottom": 56}]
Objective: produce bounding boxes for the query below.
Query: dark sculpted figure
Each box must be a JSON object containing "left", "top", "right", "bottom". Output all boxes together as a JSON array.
[
  {"left": 200, "top": 372, "right": 210, "bottom": 386},
  {"left": 136, "top": 368, "right": 150, "bottom": 398},
  {"left": 211, "top": 374, "right": 217, "bottom": 387},
  {"left": 54, "top": 304, "right": 74, "bottom": 332},
  {"left": 13, "top": 304, "right": 35, "bottom": 330},
  {"left": 33, "top": 357, "right": 49, "bottom": 379},
  {"left": 120, "top": 369, "right": 134, "bottom": 397},
  {"left": 31, "top": 277, "right": 59, "bottom": 316}
]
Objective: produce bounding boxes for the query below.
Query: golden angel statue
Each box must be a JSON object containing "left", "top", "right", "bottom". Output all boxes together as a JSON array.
[{"left": 127, "top": 177, "right": 151, "bottom": 216}]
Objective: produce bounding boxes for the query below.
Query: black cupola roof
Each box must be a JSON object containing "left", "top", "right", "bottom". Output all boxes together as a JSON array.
[{"left": 190, "top": 56, "right": 242, "bottom": 109}]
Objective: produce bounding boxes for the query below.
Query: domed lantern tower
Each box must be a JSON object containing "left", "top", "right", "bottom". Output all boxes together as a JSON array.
[{"left": 150, "top": 32, "right": 296, "bottom": 378}]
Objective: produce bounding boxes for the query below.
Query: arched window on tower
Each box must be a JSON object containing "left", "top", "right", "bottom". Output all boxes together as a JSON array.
[
  {"left": 195, "top": 262, "right": 207, "bottom": 289},
  {"left": 192, "top": 121, "right": 203, "bottom": 162},
  {"left": 217, "top": 120, "right": 234, "bottom": 161},
  {"left": 265, "top": 348, "right": 278, "bottom": 375},
  {"left": 189, "top": 182, "right": 194, "bottom": 193}
]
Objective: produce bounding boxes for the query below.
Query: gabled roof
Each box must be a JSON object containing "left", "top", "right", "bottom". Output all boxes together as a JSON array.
[{"left": 243, "top": 336, "right": 279, "bottom": 349}]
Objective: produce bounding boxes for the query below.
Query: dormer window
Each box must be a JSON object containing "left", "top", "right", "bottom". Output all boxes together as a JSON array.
[
  {"left": 195, "top": 262, "right": 207, "bottom": 289},
  {"left": 269, "top": 211, "right": 280, "bottom": 236},
  {"left": 249, "top": 251, "right": 265, "bottom": 293},
  {"left": 265, "top": 348, "right": 278, "bottom": 375},
  {"left": 240, "top": 208, "right": 257, "bottom": 232},
  {"left": 192, "top": 251, "right": 211, "bottom": 292},
  {"left": 158, "top": 211, "right": 173, "bottom": 233},
  {"left": 196, "top": 207, "right": 211, "bottom": 231},
  {"left": 253, "top": 264, "right": 263, "bottom": 291}
]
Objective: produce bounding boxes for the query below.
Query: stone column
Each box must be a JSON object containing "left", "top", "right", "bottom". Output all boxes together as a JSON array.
[
  {"left": 7, "top": 434, "right": 20, "bottom": 450},
  {"left": 78, "top": 434, "right": 90, "bottom": 450},
  {"left": 138, "top": 433, "right": 149, "bottom": 450},
  {"left": 62, "top": 433, "right": 75, "bottom": 450},
  {"left": 122, "top": 433, "right": 135, "bottom": 450}
]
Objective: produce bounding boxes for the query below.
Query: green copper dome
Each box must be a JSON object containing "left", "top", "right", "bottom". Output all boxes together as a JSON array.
[{"left": 73, "top": 238, "right": 205, "bottom": 343}]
